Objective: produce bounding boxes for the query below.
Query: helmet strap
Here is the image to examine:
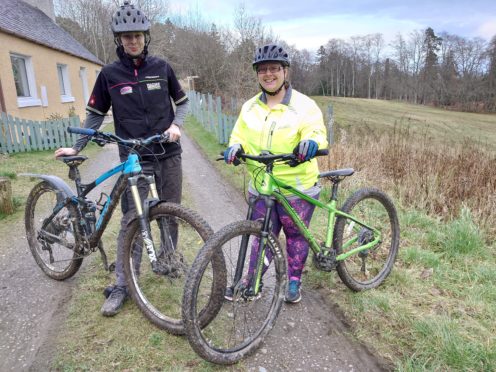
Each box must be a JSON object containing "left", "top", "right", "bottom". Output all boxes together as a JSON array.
[
  {"left": 259, "top": 69, "right": 289, "bottom": 96},
  {"left": 260, "top": 81, "right": 286, "bottom": 96}
]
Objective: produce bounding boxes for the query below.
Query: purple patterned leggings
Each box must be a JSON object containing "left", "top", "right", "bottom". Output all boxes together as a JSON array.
[{"left": 247, "top": 191, "right": 319, "bottom": 282}]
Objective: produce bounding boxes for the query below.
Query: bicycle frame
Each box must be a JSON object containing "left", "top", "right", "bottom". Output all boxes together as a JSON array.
[
  {"left": 242, "top": 165, "right": 383, "bottom": 295},
  {"left": 258, "top": 170, "right": 382, "bottom": 260},
  {"left": 43, "top": 153, "right": 160, "bottom": 262}
]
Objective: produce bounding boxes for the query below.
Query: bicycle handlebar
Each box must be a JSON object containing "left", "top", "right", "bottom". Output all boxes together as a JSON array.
[
  {"left": 67, "top": 127, "right": 169, "bottom": 147},
  {"left": 217, "top": 149, "right": 329, "bottom": 165}
]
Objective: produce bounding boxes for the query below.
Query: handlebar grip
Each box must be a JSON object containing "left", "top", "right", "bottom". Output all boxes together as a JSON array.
[
  {"left": 68, "top": 127, "right": 96, "bottom": 136},
  {"left": 316, "top": 149, "right": 329, "bottom": 156}
]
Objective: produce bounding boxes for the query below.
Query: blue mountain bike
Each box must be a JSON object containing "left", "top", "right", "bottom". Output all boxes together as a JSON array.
[{"left": 23, "top": 127, "right": 224, "bottom": 334}]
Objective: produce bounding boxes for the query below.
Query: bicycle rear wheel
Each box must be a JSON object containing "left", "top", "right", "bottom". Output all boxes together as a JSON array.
[
  {"left": 333, "top": 188, "right": 400, "bottom": 291},
  {"left": 123, "top": 202, "right": 222, "bottom": 335},
  {"left": 182, "top": 220, "right": 287, "bottom": 365},
  {"left": 25, "top": 181, "right": 83, "bottom": 280}
]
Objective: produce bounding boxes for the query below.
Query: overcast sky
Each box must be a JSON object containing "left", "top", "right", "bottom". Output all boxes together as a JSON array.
[{"left": 168, "top": 0, "right": 496, "bottom": 51}]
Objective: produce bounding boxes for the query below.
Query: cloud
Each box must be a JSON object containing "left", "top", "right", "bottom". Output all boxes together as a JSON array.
[{"left": 477, "top": 19, "right": 496, "bottom": 39}]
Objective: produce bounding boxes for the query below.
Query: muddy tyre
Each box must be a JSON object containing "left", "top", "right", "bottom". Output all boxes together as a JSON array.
[
  {"left": 334, "top": 188, "right": 400, "bottom": 291},
  {"left": 182, "top": 220, "right": 287, "bottom": 365},
  {"left": 123, "top": 202, "right": 221, "bottom": 335},
  {"left": 25, "top": 181, "right": 83, "bottom": 280}
]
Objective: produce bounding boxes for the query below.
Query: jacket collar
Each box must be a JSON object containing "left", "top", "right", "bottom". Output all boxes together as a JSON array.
[
  {"left": 259, "top": 84, "right": 292, "bottom": 106},
  {"left": 116, "top": 46, "right": 148, "bottom": 69}
]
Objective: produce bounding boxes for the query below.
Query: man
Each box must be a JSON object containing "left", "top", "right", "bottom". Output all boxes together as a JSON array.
[{"left": 55, "top": 1, "right": 189, "bottom": 316}]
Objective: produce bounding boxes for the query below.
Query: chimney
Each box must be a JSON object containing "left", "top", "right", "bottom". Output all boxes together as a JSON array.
[{"left": 23, "top": 0, "right": 56, "bottom": 22}]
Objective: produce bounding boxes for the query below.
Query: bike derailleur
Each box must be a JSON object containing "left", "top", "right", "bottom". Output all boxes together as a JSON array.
[{"left": 313, "top": 247, "right": 337, "bottom": 272}]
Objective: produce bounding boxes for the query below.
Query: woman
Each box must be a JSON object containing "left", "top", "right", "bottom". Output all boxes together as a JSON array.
[{"left": 224, "top": 43, "right": 328, "bottom": 303}]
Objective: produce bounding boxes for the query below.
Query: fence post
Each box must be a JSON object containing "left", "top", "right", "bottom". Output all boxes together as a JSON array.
[
  {"left": 327, "top": 104, "right": 334, "bottom": 145},
  {"left": 0, "top": 113, "right": 8, "bottom": 154},
  {"left": 7, "top": 115, "right": 18, "bottom": 153},
  {"left": 200, "top": 93, "right": 206, "bottom": 128},
  {"left": 216, "top": 96, "right": 222, "bottom": 143}
]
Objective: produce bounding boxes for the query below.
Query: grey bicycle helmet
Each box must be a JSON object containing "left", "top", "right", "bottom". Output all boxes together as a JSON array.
[
  {"left": 253, "top": 44, "right": 290, "bottom": 69},
  {"left": 111, "top": 1, "right": 151, "bottom": 35}
]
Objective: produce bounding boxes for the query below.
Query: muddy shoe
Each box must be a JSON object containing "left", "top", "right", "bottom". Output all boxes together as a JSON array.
[
  {"left": 285, "top": 280, "right": 301, "bottom": 304},
  {"left": 100, "top": 286, "right": 128, "bottom": 317},
  {"left": 103, "top": 285, "right": 115, "bottom": 298}
]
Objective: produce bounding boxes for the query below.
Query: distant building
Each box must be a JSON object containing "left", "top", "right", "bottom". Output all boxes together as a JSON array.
[{"left": 0, "top": 0, "right": 103, "bottom": 121}]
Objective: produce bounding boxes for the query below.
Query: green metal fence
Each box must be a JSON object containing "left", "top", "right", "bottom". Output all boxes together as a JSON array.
[
  {"left": 187, "top": 91, "right": 334, "bottom": 145},
  {"left": 187, "top": 91, "right": 237, "bottom": 145},
  {"left": 0, "top": 113, "right": 80, "bottom": 154}
]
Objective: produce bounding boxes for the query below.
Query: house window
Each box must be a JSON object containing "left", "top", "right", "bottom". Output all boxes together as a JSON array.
[
  {"left": 57, "top": 64, "right": 74, "bottom": 103},
  {"left": 10, "top": 53, "right": 41, "bottom": 107}
]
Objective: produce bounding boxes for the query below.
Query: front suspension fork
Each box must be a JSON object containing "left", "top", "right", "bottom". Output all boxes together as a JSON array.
[
  {"left": 128, "top": 174, "right": 162, "bottom": 272},
  {"left": 232, "top": 195, "right": 273, "bottom": 296}
]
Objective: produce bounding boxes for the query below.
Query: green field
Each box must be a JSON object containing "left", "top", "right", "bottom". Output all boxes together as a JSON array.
[{"left": 314, "top": 96, "right": 496, "bottom": 148}]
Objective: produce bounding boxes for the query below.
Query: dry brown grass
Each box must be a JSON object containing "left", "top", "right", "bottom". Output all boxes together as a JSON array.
[{"left": 320, "top": 123, "right": 496, "bottom": 238}]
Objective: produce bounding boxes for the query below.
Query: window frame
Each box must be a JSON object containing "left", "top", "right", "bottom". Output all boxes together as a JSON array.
[
  {"left": 10, "top": 53, "right": 41, "bottom": 108},
  {"left": 57, "top": 63, "right": 75, "bottom": 103}
]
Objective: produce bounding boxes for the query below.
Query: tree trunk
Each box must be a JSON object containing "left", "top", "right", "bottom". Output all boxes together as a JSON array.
[{"left": 0, "top": 177, "right": 14, "bottom": 215}]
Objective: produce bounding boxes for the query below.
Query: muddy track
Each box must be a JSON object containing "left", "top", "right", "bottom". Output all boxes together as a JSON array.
[{"left": 0, "top": 136, "right": 390, "bottom": 371}]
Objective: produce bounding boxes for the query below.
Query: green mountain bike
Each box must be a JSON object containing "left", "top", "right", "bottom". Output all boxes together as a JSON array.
[{"left": 182, "top": 151, "right": 400, "bottom": 364}]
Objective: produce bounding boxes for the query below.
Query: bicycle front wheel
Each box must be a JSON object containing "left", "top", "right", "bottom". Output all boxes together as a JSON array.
[
  {"left": 333, "top": 188, "right": 400, "bottom": 291},
  {"left": 183, "top": 220, "right": 287, "bottom": 365},
  {"left": 25, "top": 181, "right": 83, "bottom": 280},
  {"left": 123, "top": 202, "right": 221, "bottom": 335}
]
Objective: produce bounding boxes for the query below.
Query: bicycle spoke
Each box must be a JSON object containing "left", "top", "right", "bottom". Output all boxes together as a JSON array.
[{"left": 334, "top": 188, "right": 400, "bottom": 291}]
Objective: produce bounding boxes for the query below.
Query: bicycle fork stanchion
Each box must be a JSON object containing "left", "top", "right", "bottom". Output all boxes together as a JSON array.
[
  {"left": 252, "top": 196, "right": 274, "bottom": 295},
  {"left": 232, "top": 197, "right": 255, "bottom": 290},
  {"left": 128, "top": 176, "right": 160, "bottom": 270}
]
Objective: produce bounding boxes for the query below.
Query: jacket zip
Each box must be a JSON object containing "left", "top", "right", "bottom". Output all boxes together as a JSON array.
[
  {"left": 267, "top": 120, "right": 276, "bottom": 150},
  {"left": 135, "top": 68, "right": 150, "bottom": 129}
]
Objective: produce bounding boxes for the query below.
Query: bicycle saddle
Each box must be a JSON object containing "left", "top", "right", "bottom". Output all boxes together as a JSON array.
[
  {"left": 318, "top": 168, "right": 355, "bottom": 180},
  {"left": 59, "top": 156, "right": 88, "bottom": 167}
]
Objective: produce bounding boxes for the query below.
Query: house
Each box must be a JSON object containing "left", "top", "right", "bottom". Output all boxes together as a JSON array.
[{"left": 0, "top": 0, "right": 104, "bottom": 121}]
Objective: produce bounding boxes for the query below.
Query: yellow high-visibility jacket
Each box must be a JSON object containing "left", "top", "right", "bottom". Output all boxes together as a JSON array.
[{"left": 229, "top": 87, "right": 328, "bottom": 194}]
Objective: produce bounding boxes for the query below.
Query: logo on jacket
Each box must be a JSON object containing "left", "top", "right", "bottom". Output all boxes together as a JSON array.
[
  {"left": 147, "top": 82, "right": 161, "bottom": 90},
  {"left": 120, "top": 86, "right": 133, "bottom": 95}
]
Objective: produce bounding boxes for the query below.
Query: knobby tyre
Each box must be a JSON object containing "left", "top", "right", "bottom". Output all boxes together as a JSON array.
[
  {"left": 123, "top": 202, "right": 222, "bottom": 335},
  {"left": 25, "top": 181, "right": 83, "bottom": 280},
  {"left": 333, "top": 188, "right": 400, "bottom": 291},
  {"left": 182, "top": 220, "right": 287, "bottom": 365}
]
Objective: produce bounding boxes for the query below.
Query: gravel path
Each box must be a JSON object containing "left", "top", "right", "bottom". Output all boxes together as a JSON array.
[{"left": 0, "top": 135, "right": 389, "bottom": 371}]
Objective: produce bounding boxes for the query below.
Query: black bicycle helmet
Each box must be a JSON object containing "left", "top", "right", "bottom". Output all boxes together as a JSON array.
[
  {"left": 111, "top": 1, "right": 151, "bottom": 35},
  {"left": 253, "top": 44, "right": 290, "bottom": 69}
]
